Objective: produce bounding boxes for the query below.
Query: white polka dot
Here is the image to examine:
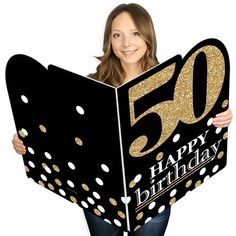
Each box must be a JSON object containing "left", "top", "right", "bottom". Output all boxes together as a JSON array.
[
  {"left": 104, "top": 219, "right": 111, "bottom": 224},
  {"left": 212, "top": 165, "right": 219, "bottom": 173},
  {"left": 44, "top": 152, "right": 52, "bottom": 159},
  {"left": 97, "top": 205, "right": 105, "bottom": 213},
  {"left": 93, "top": 192, "right": 101, "bottom": 199},
  {"left": 59, "top": 189, "right": 66, "bottom": 196},
  {"left": 87, "top": 197, "right": 95, "bottom": 205},
  {"left": 204, "top": 175, "right": 210, "bottom": 182},
  {"left": 76, "top": 105, "right": 85, "bottom": 115},
  {"left": 40, "top": 174, "right": 47, "bottom": 182},
  {"left": 28, "top": 161, "right": 35, "bottom": 168},
  {"left": 68, "top": 162, "right": 76, "bottom": 170},
  {"left": 21, "top": 95, "right": 28, "bottom": 103},
  {"left": 95, "top": 178, "right": 104, "bottom": 186},
  {"left": 199, "top": 167, "right": 206, "bottom": 175},
  {"left": 173, "top": 134, "right": 180, "bottom": 143},
  {"left": 44, "top": 166, "right": 52, "bottom": 174},
  {"left": 148, "top": 202, "right": 156, "bottom": 210},
  {"left": 101, "top": 164, "right": 109, "bottom": 173},
  {"left": 170, "top": 189, "right": 177, "bottom": 197},
  {"left": 67, "top": 180, "right": 75, "bottom": 188},
  {"left": 207, "top": 118, "right": 213, "bottom": 126},
  {"left": 134, "top": 174, "right": 142, "bottom": 183},
  {"left": 81, "top": 201, "right": 88, "bottom": 208},
  {"left": 114, "top": 219, "right": 122, "bottom": 227},
  {"left": 27, "top": 147, "right": 34, "bottom": 154},
  {"left": 216, "top": 128, "right": 222, "bottom": 134},
  {"left": 158, "top": 205, "right": 166, "bottom": 213},
  {"left": 145, "top": 217, "right": 152, "bottom": 223}
]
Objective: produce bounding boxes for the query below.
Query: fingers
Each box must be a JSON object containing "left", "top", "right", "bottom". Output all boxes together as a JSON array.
[
  {"left": 213, "top": 109, "right": 233, "bottom": 128},
  {"left": 12, "top": 133, "right": 26, "bottom": 155}
]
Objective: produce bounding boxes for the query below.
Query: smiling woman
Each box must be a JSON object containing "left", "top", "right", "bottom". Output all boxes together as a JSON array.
[
  {"left": 111, "top": 12, "right": 148, "bottom": 83},
  {"left": 95, "top": 3, "right": 158, "bottom": 87},
  {"left": 10, "top": 2, "right": 233, "bottom": 236}
]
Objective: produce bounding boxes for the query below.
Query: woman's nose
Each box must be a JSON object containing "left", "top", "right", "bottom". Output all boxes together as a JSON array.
[{"left": 122, "top": 35, "right": 132, "bottom": 47}]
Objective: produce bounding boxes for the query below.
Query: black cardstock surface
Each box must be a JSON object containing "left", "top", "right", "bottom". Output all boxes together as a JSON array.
[{"left": 6, "top": 38, "right": 230, "bottom": 232}]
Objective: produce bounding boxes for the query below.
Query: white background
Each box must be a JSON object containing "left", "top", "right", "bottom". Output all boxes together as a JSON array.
[{"left": 0, "top": 0, "right": 235, "bottom": 235}]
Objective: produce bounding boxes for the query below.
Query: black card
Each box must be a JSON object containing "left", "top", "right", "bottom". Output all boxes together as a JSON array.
[{"left": 6, "top": 38, "right": 230, "bottom": 232}]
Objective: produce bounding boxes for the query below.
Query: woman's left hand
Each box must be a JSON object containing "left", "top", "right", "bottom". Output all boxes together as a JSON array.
[{"left": 213, "top": 108, "right": 233, "bottom": 128}]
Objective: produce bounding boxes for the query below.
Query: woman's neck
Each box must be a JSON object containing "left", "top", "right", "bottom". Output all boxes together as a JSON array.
[{"left": 122, "top": 63, "right": 143, "bottom": 84}]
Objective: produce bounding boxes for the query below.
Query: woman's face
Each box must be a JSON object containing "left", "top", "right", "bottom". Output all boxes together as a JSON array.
[{"left": 111, "top": 12, "right": 147, "bottom": 69}]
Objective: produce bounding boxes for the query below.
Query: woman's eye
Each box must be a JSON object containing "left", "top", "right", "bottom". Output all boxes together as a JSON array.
[
  {"left": 113, "top": 33, "right": 120, "bottom": 38},
  {"left": 132, "top": 31, "right": 140, "bottom": 36}
]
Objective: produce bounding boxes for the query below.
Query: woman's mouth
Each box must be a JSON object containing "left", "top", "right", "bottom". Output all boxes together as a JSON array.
[{"left": 122, "top": 49, "right": 137, "bottom": 55}]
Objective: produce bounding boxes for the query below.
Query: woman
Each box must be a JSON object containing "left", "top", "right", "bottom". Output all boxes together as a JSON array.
[{"left": 12, "top": 3, "right": 233, "bottom": 236}]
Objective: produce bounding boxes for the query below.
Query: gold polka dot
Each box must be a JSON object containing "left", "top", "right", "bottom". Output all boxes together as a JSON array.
[
  {"left": 222, "top": 100, "right": 229, "bottom": 108},
  {"left": 38, "top": 180, "right": 45, "bottom": 187},
  {"left": 129, "top": 180, "right": 136, "bottom": 188},
  {"left": 134, "top": 225, "right": 141, "bottom": 231},
  {"left": 217, "top": 151, "right": 224, "bottom": 159},
  {"left": 186, "top": 180, "right": 192, "bottom": 188},
  {"left": 42, "top": 163, "right": 47, "bottom": 168},
  {"left": 70, "top": 196, "right": 77, "bottom": 203},
  {"left": 52, "top": 164, "right": 60, "bottom": 172},
  {"left": 223, "top": 132, "right": 228, "bottom": 140},
  {"left": 18, "top": 130, "right": 25, "bottom": 138},
  {"left": 169, "top": 197, "right": 176, "bottom": 205},
  {"left": 82, "top": 183, "right": 89, "bottom": 191},
  {"left": 39, "top": 125, "right": 47, "bottom": 133},
  {"left": 48, "top": 183, "right": 54, "bottom": 191},
  {"left": 94, "top": 208, "right": 102, "bottom": 216},
  {"left": 55, "top": 179, "right": 62, "bottom": 186},
  {"left": 118, "top": 211, "right": 126, "bottom": 219},
  {"left": 75, "top": 137, "right": 83, "bottom": 146},
  {"left": 24, "top": 165, "right": 30, "bottom": 172},
  {"left": 109, "top": 198, "right": 117, "bottom": 206},
  {"left": 156, "top": 152, "right": 164, "bottom": 161},
  {"left": 195, "top": 180, "right": 202, "bottom": 188},
  {"left": 136, "top": 212, "right": 144, "bottom": 220}
]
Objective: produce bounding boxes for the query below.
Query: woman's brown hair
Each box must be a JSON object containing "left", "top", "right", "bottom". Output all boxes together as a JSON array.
[{"left": 95, "top": 3, "right": 158, "bottom": 87}]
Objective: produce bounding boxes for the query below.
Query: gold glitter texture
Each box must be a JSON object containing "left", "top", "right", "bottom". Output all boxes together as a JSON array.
[
  {"left": 18, "top": 130, "right": 25, "bottom": 138},
  {"left": 109, "top": 198, "right": 118, "bottom": 206},
  {"left": 55, "top": 179, "right": 62, "bottom": 186},
  {"left": 128, "top": 63, "right": 176, "bottom": 157},
  {"left": 70, "top": 196, "right": 77, "bottom": 203},
  {"left": 39, "top": 124, "right": 47, "bottom": 133},
  {"left": 118, "top": 211, "right": 126, "bottom": 219},
  {"left": 169, "top": 197, "right": 176, "bottom": 205},
  {"left": 48, "top": 183, "right": 54, "bottom": 191},
  {"left": 94, "top": 208, "right": 102, "bottom": 216},
  {"left": 222, "top": 100, "right": 229, "bottom": 108},
  {"left": 75, "top": 137, "right": 83, "bottom": 146},
  {"left": 81, "top": 183, "right": 89, "bottom": 191},
  {"left": 52, "top": 164, "right": 60, "bottom": 172},
  {"left": 185, "top": 180, "right": 192, "bottom": 188},
  {"left": 136, "top": 212, "right": 144, "bottom": 220},
  {"left": 217, "top": 151, "right": 224, "bottom": 159},
  {"left": 128, "top": 45, "right": 225, "bottom": 158},
  {"left": 156, "top": 152, "right": 164, "bottom": 161},
  {"left": 195, "top": 180, "right": 202, "bottom": 188},
  {"left": 129, "top": 180, "right": 136, "bottom": 188}
]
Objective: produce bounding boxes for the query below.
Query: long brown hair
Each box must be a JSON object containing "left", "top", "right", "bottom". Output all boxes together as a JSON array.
[{"left": 95, "top": 3, "right": 158, "bottom": 87}]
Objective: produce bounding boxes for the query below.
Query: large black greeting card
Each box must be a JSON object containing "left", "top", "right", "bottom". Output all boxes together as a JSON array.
[{"left": 6, "top": 38, "right": 230, "bottom": 232}]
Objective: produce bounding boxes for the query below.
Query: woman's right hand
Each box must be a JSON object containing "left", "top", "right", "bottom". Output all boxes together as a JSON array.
[{"left": 12, "top": 133, "right": 26, "bottom": 155}]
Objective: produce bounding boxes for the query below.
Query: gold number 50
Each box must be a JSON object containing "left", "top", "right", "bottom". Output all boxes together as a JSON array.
[{"left": 128, "top": 44, "right": 226, "bottom": 158}]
